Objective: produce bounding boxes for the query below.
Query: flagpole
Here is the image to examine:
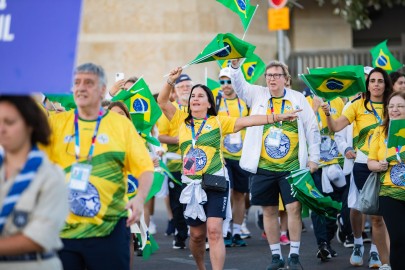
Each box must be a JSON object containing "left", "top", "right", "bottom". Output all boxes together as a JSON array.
[
  {"left": 205, "top": 67, "right": 208, "bottom": 85},
  {"left": 385, "top": 120, "right": 391, "bottom": 160},
  {"left": 163, "top": 46, "right": 229, "bottom": 77},
  {"left": 242, "top": 4, "right": 259, "bottom": 41}
]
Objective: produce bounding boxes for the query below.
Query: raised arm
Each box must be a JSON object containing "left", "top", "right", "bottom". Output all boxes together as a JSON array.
[
  {"left": 321, "top": 102, "right": 350, "bottom": 132},
  {"left": 157, "top": 67, "right": 182, "bottom": 121},
  {"left": 233, "top": 109, "right": 302, "bottom": 132}
]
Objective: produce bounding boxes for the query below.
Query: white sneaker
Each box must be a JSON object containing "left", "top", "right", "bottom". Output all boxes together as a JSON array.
[
  {"left": 379, "top": 264, "right": 391, "bottom": 270},
  {"left": 241, "top": 218, "right": 251, "bottom": 239},
  {"left": 149, "top": 219, "right": 157, "bottom": 235}
]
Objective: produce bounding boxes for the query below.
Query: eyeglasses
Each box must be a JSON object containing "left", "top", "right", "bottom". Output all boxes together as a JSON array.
[
  {"left": 388, "top": 104, "right": 405, "bottom": 110},
  {"left": 265, "top": 73, "right": 285, "bottom": 80},
  {"left": 219, "top": 80, "right": 232, "bottom": 85}
]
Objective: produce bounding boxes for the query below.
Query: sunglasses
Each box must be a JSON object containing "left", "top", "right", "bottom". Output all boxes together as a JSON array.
[{"left": 219, "top": 80, "right": 232, "bottom": 85}]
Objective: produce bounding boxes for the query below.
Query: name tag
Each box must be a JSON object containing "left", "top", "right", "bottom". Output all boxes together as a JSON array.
[
  {"left": 321, "top": 136, "right": 332, "bottom": 151},
  {"left": 69, "top": 163, "right": 92, "bottom": 192},
  {"left": 229, "top": 132, "right": 242, "bottom": 145},
  {"left": 267, "top": 127, "right": 282, "bottom": 147}
]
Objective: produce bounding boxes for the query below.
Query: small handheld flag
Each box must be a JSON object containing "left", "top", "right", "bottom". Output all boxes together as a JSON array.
[
  {"left": 387, "top": 119, "right": 405, "bottom": 148},
  {"left": 370, "top": 40, "right": 403, "bottom": 74}
]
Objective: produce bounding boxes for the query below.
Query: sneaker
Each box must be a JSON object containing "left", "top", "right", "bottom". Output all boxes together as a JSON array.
[
  {"left": 224, "top": 232, "right": 232, "bottom": 247},
  {"left": 165, "top": 219, "right": 175, "bottom": 236},
  {"left": 288, "top": 253, "right": 303, "bottom": 270},
  {"left": 336, "top": 214, "right": 346, "bottom": 244},
  {"left": 241, "top": 218, "right": 251, "bottom": 239},
  {"left": 316, "top": 242, "right": 331, "bottom": 261},
  {"left": 149, "top": 219, "right": 157, "bottom": 235},
  {"left": 344, "top": 234, "right": 354, "bottom": 248},
  {"left": 205, "top": 238, "right": 209, "bottom": 251},
  {"left": 368, "top": 252, "right": 382, "bottom": 269},
  {"left": 350, "top": 244, "right": 364, "bottom": 266},
  {"left": 327, "top": 244, "right": 338, "bottom": 257},
  {"left": 266, "top": 254, "right": 285, "bottom": 270},
  {"left": 363, "top": 231, "right": 372, "bottom": 244},
  {"left": 379, "top": 264, "right": 391, "bottom": 270},
  {"left": 280, "top": 234, "right": 290, "bottom": 245},
  {"left": 255, "top": 210, "right": 264, "bottom": 230},
  {"left": 173, "top": 235, "right": 186, "bottom": 249},
  {"left": 232, "top": 234, "right": 247, "bottom": 247}
]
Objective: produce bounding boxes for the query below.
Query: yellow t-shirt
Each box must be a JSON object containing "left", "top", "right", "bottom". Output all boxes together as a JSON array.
[
  {"left": 158, "top": 102, "right": 188, "bottom": 172},
  {"left": 170, "top": 110, "right": 236, "bottom": 179},
  {"left": 343, "top": 98, "right": 383, "bottom": 156},
  {"left": 306, "top": 96, "right": 344, "bottom": 165},
  {"left": 259, "top": 98, "right": 299, "bottom": 172},
  {"left": 216, "top": 96, "right": 249, "bottom": 160},
  {"left": 369, "top": 126, "right": 405, "bottom": 201},
  {"left": 43, "top": 110, "right": 154, "bottom": 239}
]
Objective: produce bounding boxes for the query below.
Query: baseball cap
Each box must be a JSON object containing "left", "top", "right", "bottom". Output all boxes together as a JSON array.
[
  {"left": 218, "top": 67, "right": 231, "bottom": 79},
  {"left": 364, "top": 66, "right": 373, "bottom": 75},
  {"left": 175, "top": 74, "right": 192, "bottom": 85}
]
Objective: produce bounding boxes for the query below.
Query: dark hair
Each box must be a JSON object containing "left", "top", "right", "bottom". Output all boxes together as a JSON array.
[
  {"left": 101, "top": 100, "right": 111, "bottom": 108},
  {"left": 364, "top": 67, "right": 393, "bottom": 119},
  {"left": 125, "top": 76, "right": 139, "bottom": 86},
  {"left": 108, "top": 101, "right": 131, "bottom": 120},
  {"left": 0, "top": 95, "right": 51, "bottom": 146},
  {"left": 184, "top": 84, "right": 217, "bottom": 124},
  {"left": 390, "top": 71, "right": 405, "bottom": 86},
  {"left": 382, "top": 91, "right": 405, "bottom": 137}
]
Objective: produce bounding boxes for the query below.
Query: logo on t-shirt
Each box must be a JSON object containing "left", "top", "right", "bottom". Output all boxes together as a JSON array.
[{"left": 97, "top": 134, "right": 109, "bottom": 144}]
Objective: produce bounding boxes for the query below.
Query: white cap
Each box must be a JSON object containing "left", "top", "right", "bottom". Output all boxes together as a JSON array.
[
  {"left": 326, "top": 164, "right": 346, "bottom": 188},
  {"left": 218, "top": 67, "right": 231, "bottom": 79},
  {"left": 364, "top": 66, "right": 373, "bottom": 75}
]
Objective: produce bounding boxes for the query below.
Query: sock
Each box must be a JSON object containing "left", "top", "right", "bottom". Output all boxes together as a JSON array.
[
  {"left": 289, "top": 241, "right": 300, "bottom": 256},
  {"left": 270, "top": 243, "right": 282, "bottom": 258},
  {"left": 354, "top": 237, "right": 363, "bottom": 246},
  {"left": 233, "top": 223, "right": 241, "bottom": 235},
  {"left": 370, "top": 244, "right": 378, "bottom": 253},
  {"left": 281, "top": 231, "right": 287, "bottom": 236}
]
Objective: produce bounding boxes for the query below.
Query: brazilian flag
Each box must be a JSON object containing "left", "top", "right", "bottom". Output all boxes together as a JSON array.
[
  {"left": 370, "top": 40, "right": 403, "bottom": 74},
  {"left": 217, "top": 53, "right": 265, "bottom": 83},
  {"left": 300, "top": 65, "right": 366, "bottom": 101},
  {"left": 207, "top": 78, "right": 222, "bottom": 97},
  {"left": 112, "top": 78, "right": 162, "bottom": 137},
  {"left": 191, "top": 33, "right": 256, "bottom": 64},
  {"left": 217, "top": 0, "right": 256, "bottom": 31},
  {"left": 45, "top": 94, "right": 76, "bottom": 110},
  {"left": 387, "top": 119, "right": 405, "bottom": 148}
]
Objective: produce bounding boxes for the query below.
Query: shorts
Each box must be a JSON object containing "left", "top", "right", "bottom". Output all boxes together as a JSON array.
[
  {"left": 353, "top": 163, "right": 371, "bottom": 192},
  {"left": 183, "top": 183, "right": 229, "bottom": 227},
  {"left": 225, "top": 158, "right": 250, "bottom": 193},
  {"left": 249, "top": 169, "right": 296, "bottom": 206}
]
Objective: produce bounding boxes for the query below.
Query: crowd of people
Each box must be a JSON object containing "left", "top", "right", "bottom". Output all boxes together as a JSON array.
[{"left": 0, "top": 60, "right": 404, "bottom": 270}]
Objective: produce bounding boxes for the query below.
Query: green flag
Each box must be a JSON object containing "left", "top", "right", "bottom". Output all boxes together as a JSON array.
[
  {"left": 145, "top": 168, "right": 165, "bottom": 202},
  {"left": 387, "top": 119, "right": 405, "bottom": 148},
  {"left": 46, "top": 94, "right": 76, "bottom": 110},
  {"left": 191, "top": 33, "right": 256, "bottom": 65},
  {"left": 300, "top": 65, "right": 366, "bottom": 101},
  {"left": 137, "top": 232, "right": 159, "bottom": 260},
  {"left": 370, "top": 40, "right": 403, "bottom": 74},
  {"left": 217, "top": 0, "right": 256, "bottom": 31},
  {"left": 207, "top": 78, "right": 222, "bottom": 97},
  {"left": 112, "top": 78, "right": 162, "bottom": 136},
  {"left": 217, "top": 53, "right": 265, "bottom": 83}
]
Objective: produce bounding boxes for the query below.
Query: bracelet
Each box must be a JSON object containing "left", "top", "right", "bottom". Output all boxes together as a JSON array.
[
  {"left": 325, "top": 112, "right": 331, "bottom": 117},
  {"left": 167, "top": 78, "right": 175, "bottom": 87},
  {"left": 108, "top": 91, "right": 115, "bottom": 97}
]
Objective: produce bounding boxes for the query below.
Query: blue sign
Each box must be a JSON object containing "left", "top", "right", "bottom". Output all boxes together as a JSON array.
[{"left": 0, "top": 0, "right": 82, "bottom": 94}]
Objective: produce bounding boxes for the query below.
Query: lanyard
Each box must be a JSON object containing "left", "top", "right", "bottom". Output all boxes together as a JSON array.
[
  {"left": 269, "top": 89, "right": 286, "bottom": 127},
  {"left": 370, "top": 101, "right": 382, "bottom": 124},
  {"left": 190, "top": 115, "right": 208, "bottom": 148},
  {"left": 223, "top": 97, "right": 243, "bottom": 117},
  {"left": 396, "top": 146, "right": 403, "bottom": 164},
  {"left": 74, "top": 108, "right": 104, "bottom": 162}
]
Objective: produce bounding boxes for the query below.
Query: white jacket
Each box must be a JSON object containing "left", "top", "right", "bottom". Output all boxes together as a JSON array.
[{"left": 230, "top": 67, "right": 320, "bottom": 173}]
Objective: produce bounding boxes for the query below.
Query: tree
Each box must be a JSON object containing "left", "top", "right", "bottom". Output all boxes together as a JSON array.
[{"left": 316, "top": 0, "right": 405, "bottom": 30}]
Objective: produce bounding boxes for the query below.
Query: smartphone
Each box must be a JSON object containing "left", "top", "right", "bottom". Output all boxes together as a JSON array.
[
  {"left": 184, "top": 158, "right": 195, "bottom": 170},
  {"left": 115, "top": 72, "right": 125, "bottom": 82}
]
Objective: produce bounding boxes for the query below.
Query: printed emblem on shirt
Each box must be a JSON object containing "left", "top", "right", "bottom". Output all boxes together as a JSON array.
[
  {"left": 68, "top": 183, "right": 101, "bottom": 217},
  {"left": 13, "top": 210, "right": 28, "bottom": 228},
  {"left": 390, "top": 163, "right": 405, "bottom": 186},
  {"left": 97, "top": 134, "right": 109, "bottom": 144},
  {"left": 64, "top": 135, "right": 74, "bottom": 143},
  {"left": 264, "top": 133, "right": 290, "bottom": 159}
]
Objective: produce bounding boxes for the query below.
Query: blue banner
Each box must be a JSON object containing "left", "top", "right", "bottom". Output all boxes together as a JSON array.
[{"left": 0, "top": 0, "right": 82, "bottom": 94}]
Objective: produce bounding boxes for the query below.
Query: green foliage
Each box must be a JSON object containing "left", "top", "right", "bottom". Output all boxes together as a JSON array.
[{"left": 316, "top": 0, "right": 405, "bottom": 29}]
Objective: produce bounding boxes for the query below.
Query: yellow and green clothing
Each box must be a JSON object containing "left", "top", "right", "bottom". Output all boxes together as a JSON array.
[
  {"left": 369, "top": 126, "right": 405, "bottom": 202},
  {"left": 216, "top": 96, "right": 249, "bottom": 160},
  {"left": 258, "top": 98, "right": 299, "bottom": 172},
  {"left": 170, "top": 110, "right": 236, "bottom": 180},
  {"left": 306, "top": 96, "right": 344, "bottom": 166},
  {"left": 343, "top": 98, "right": 383, "bottom": 156},
  {"left": 158, "top": 102, "right": 188, "bottom": 172},
  {"left": 43, "top": 110, "right": 154, "bottom": 239}
]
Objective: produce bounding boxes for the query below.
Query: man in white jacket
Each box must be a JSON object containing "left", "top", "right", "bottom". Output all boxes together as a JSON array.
[{"left": 230, "top": 59, "right": 320, "bottom": 270}]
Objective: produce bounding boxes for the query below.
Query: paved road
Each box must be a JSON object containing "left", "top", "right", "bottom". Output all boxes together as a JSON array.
[{"left": 133, "top": 199, "right": 372, "bottom": 270}]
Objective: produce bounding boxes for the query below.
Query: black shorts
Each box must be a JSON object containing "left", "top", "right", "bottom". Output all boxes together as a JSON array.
[
  {"left": 353, "top": 163, "right": 372, "bottom": 192},
  {"left": 225, "top": 158, "right": 250, "bottom": 193},
  {"left": 183, "top": 183, "right": 229, "bottom": 227},
  {"left": 249, "top": 169, "right": 297, "bottom": 206}
]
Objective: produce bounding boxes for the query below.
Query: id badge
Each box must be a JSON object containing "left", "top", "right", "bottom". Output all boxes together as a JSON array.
[
  {"left": 267, "top": 127, "right": 282, "bottom": 147},
  {"left": 229, "top": 132, "right": 242, "bottom": 145},
  {"left": 69, "top": 163, "right": 92, "bottom": 192},
  {"left": 321, "top": 136, "right": 332, "bottom": 151},
  {"left": 183, "top": 150, "right": 196, "bottom": 175}
]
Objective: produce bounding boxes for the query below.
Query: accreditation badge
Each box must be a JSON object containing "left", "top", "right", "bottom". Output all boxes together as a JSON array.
[
  {"left": 69, "top": 163, "right": 92, "bottom": 192},
  {"left": 267, "top": 127, "right": 283, "bottom": 147},
  {"left": 229, "top": 132, "right": 242, "bottom": 145},
  {"left": 183, "top": 149, "right": 196, "bottom": 175},
  {"left": 321, "top": 136, "right": 332, "bottom": 151}
]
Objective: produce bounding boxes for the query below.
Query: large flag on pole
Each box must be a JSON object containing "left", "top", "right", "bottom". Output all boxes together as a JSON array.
[
  {"left": 191, "top": 33, "right": 256, "bottom": 65},
  {"left": 300, "top": 65, "right": 366, "bottom": 101},
  {"left": 112, "top": 78, "right": 162, "bottom": 137},
  {"left": 46, "top": 94, "right": 76, "bottom": 110},
  {"left": 370, "top": 40, "right": 403, "bottom": 74},
  {"left": 387, "top": 119, "right": 405, "bottom": 148},
  {"left": 216, "top": 0, "right": 256, "bottom": 31},
  {"left": 217, "top": 53, "right": 265, "bottom": 83}
]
